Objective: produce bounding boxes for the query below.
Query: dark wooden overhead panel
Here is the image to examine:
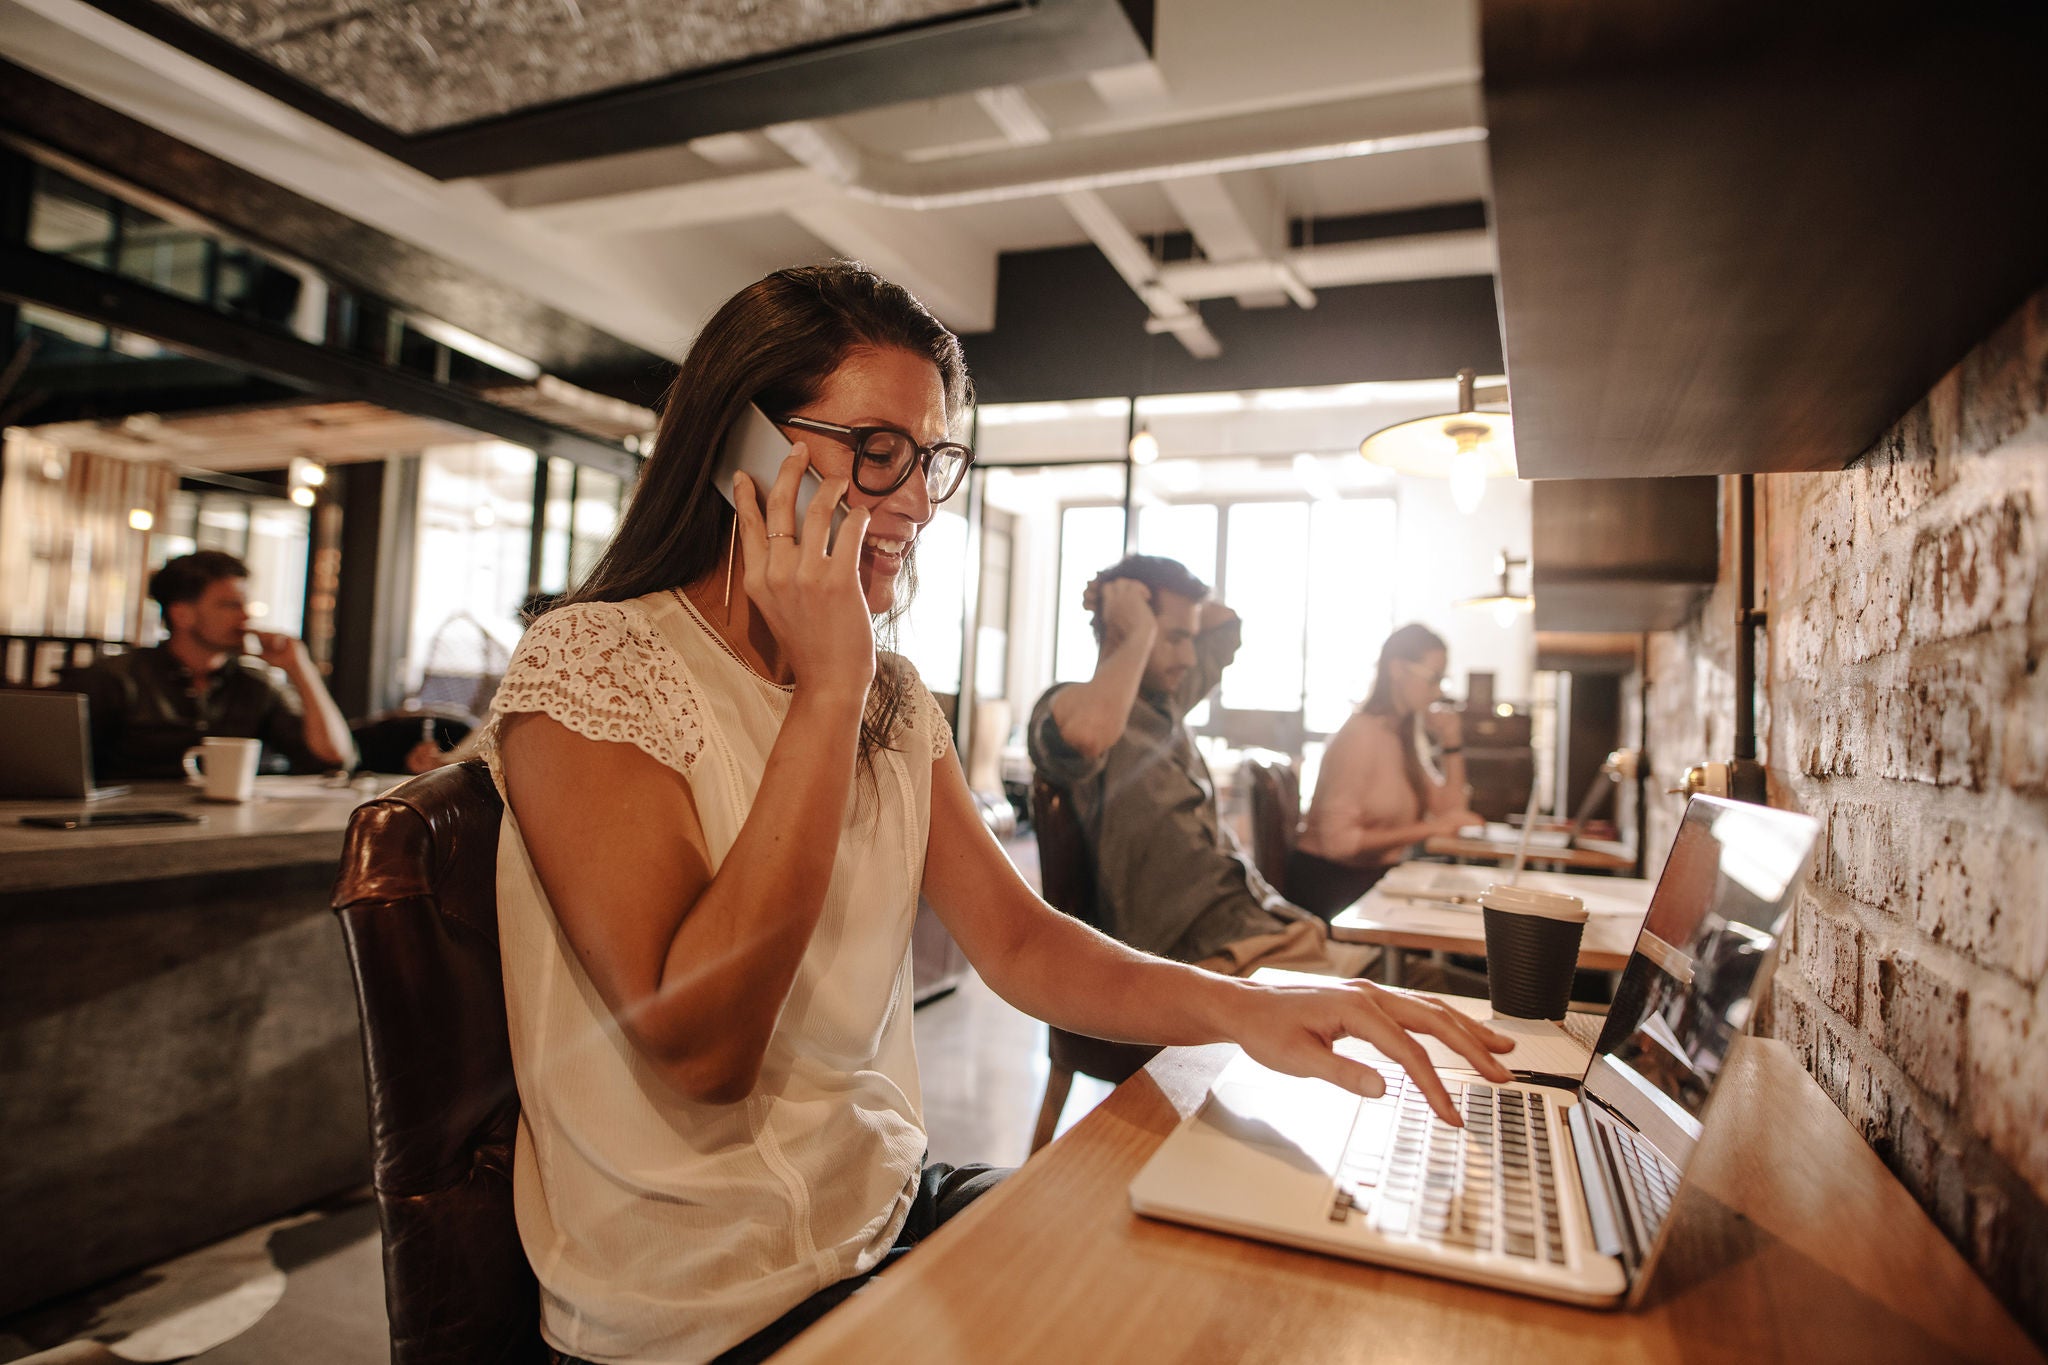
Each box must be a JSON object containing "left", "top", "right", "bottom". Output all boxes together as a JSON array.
[
  {"left": 1530, "top": 477, "right": 1720, "bottom": 632},
  {"left": 1482, "top": 2, "right": 2048, "bottom": 478},
  {"left": 78, "top": 0, "right": 1154, "bottom": 181}
]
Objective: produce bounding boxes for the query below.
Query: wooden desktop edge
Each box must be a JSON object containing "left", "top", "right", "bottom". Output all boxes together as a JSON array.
[
  {"left": 1422, "top": 835, "right": 1636, "bottom": 872},
  {"left": 771, "top": 1018, "right": 2040, "bottom": 1364},
  {"left": 1328, "top": 916, "right": 1634, "bottom": 972}
]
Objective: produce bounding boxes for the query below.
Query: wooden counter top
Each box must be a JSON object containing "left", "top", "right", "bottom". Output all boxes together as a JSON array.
[
  {"left": 0, "top": 775, "right": 388, "bottom": 893},
  {"left": 773, "top": 1035, "right": 2041, "bottom": 1365}
]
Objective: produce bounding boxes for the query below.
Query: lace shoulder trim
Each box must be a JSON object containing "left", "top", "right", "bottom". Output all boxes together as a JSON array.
[
  {"left": 485, "top": 601, "right": 704, "bottom": 779},
  {"left": 882, "top": 653, "right": 952, "bottom": 761}
]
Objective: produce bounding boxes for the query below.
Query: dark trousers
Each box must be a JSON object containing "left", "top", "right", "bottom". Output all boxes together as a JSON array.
[
  {"left": 1285, "top": 848, "right": 1391, "bottom": 920},
  {"left": 552, "top": 1161, "right": 1009, "bottom": 1365}
]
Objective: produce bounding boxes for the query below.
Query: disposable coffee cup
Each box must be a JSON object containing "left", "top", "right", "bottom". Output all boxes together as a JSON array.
[
  {"left": 1479, "top": 884, "right": 1589, "bottom": 1020},
  {"left": 182, "top": 736, "right": 263, "bottom": 803}
]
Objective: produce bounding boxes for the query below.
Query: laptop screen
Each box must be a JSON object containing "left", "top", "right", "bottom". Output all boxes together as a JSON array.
[
  {"left": 0, "top": 691, "right": 98, "bottom": 800},
  {"left": 1582, "top": 796, "right": 1818, "bottom": 1167}
]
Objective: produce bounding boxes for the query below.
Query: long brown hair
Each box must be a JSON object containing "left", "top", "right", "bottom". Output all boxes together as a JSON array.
[
  {"left": 1360, "top": 622, "right": 1447, "bottom": 818},
  {"left": 559, "top": 263, "right": 971, "bottom": 768}
]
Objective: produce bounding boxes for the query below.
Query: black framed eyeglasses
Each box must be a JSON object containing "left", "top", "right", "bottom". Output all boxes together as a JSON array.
[{"left": 779, "top": 415, "right": 975, "bottom": 504}]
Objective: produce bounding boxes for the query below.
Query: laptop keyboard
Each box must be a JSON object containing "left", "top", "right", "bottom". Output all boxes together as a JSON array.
[
  {"left": 1594, "top": 1111, "right": 1678, "bottom": 1255},
  {"left": 1329, "top": 1075, "right": 1567, "bottom": 1264}
]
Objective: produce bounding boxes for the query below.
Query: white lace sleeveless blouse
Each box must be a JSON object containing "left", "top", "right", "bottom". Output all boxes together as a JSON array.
[{"left": 477, "top": 589, "right": 951, "bottom": 1364}]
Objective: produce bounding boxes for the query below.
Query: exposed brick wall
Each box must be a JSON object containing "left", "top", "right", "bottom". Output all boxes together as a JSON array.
[{"left": 1641, "top": 289, "right": 2048, "bottom": 1342}]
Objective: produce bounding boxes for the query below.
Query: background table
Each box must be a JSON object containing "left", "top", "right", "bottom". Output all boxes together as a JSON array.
[
  {"left": 1422, "top": 834, "right": 1636, "bottom": 874},
  {"left": 1330, "top": 868, "right": 1653, "bottom": 985},
  {"left": 0, "top": 776, "right": 383, "bottom": 1314},
  {"left": 773, "top": 1029, "right": 2039, "bottom": 1365}
]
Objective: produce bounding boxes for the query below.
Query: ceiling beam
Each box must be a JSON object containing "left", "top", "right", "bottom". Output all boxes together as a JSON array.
[
  {"left": 1, "top": 244, "right": 638, "bottom": 479},
  {"left": 1, "top": 0, "right": 698, "bottom": 358},
  {"left": 511, "top": 166, "right": 825, "bottom": 237},
  {"left": 780, "top": 198, "right": 999, "bottom": 335},
  {"left": 1058, "top": 188, "right": 1219, "bottom": 358},
  {"left": 60, "top": 0, "right": 1154, "bottom": 180},
  {"left": 1158, "top": 171, "right": 1295, "bottom": 308}
]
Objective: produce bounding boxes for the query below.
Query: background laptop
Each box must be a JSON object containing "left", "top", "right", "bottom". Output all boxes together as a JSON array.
[
  {"left": 0, "top": 692, "right": 129, "bottom": 800},
  {"left": 1130, "top": 795, "right": 1820, "bottom": 1309}
]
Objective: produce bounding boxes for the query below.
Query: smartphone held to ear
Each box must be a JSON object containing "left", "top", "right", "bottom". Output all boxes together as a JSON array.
[{"left": 714, "top": 405, "right": 849, "bottom": 550}]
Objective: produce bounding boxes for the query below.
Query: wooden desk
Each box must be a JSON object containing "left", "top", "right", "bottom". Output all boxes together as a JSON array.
[
  {"left": 0, "top": 776, "right": 382, "bottom": 1314},
  {"left": 773, "top": 1037, "right": 2039, "bottom": 1365},
  {"left": 1424, "top": 834, "right": 1636, "bottom": 874},
  {"left": 1331, "top": 870, "right": 1653, "bottom": 985},
  {"left": 0, "top": 774, "right": 386, "bottom": 893}
]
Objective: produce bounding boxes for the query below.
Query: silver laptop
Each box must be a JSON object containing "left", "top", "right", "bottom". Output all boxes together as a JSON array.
[
  {"left": 1130, "top": 795, "right": 1820, "bottom": 1308},
  {"left": 0, "top": 692, "right": 130, "bottom": 800}
]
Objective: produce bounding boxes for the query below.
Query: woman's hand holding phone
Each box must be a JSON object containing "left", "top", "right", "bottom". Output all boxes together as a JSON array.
[{"left": 732, "top": 447, "right": 875, "bottom": 702}]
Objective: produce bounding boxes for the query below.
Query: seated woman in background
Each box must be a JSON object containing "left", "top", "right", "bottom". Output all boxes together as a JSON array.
[
  {"left": 1288, "top": 623, "right": 1485, "bottom": 919},
  {"left": 480, "top": 266, "right": 1514, "bottom": 1365}
]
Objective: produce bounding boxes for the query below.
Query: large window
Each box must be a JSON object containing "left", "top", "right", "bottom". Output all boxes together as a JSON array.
[
  {"left": 1303, "top": 498, "right": 1399, "bottom": 733},
  {"left": 535, "top": 458, "right": 627, "bottom": 597},
  {"left": 1220, "top": 502, "right": 1312, "bottom": 714},
  {"left": 894, "top": 505, "right": 970, "bottom": 697},
  {"left": 1136, "top": 502, "right": 1218, "bottom": 586},
  {"left": 1052, "top": 504, "right": 1128, "bottom": 684},
  {"left": 407, "top": 443, "right": 538, "bottom": 711}
]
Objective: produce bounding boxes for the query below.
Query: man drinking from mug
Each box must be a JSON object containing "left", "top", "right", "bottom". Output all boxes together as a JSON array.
[{"left": 68, "top": 550, "right": 356, "bottom": 780}]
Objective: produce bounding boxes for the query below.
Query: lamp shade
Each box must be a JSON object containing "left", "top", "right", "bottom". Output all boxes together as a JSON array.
[{"left": 1357, "top": 410, "right": 1517, "bottom": 480}]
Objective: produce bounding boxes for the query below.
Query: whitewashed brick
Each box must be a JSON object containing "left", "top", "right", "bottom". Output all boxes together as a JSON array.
[
  {"left": 1803, "top": 905, "right": 1864, "bottom": 1024},
  {"left": 1905, "top": 495, "right": 2034, "bottom": 646},
  {"left": 1873, "top": 951, "right": 1970, "bottom": 1107},
  {"left": 1915, "top": 818, "right": 2048, "bottom": 986},
  {"left": 1823, "top": 800, "right": 1908, "bottom": 913},
  {"left": 1967, "top": 992, "right": 2048, "bottom": 1206}
]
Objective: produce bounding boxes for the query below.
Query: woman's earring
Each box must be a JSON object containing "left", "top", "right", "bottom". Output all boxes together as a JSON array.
[{"left": 723, "top": 515, "right": 737, "bottom": 614}]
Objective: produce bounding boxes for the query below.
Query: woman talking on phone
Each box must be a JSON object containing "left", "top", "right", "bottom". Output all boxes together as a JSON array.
[
  {"left": 1288, "top": 623, "right": 1488, "bottom": 919},
  {"left": 481, "top": 264, "right": 1514, "bottom": 1365}
]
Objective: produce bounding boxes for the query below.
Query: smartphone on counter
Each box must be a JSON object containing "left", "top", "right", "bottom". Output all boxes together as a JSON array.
[
  {"left": 712, "top": 404, "right": 849, "bottom": 550},
  {"left": 20, "top": 810, "right": 205, "bottom": 830}
]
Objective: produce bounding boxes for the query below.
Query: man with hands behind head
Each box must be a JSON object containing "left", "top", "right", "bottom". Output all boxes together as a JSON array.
[
  {"left": 1028, "top": 554, "right": 1368, "bottom": 977},
  {"left": 71, "top": 550, "right": 356, "bottom": 781}
]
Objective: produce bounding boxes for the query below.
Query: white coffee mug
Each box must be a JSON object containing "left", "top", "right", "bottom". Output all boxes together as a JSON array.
[{"left": 182, "top": 736, "right": 263, "bottom": 803}]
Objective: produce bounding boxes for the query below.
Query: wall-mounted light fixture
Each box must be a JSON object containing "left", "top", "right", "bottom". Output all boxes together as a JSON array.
[
  {"left": 288, "top": 456, "right": 327, "bottom": 508},
  {"left": 1357, "top": 368, "right": 1514, "bottom": 515},
  {"left": 1458, "top": 549, "right": 1534, "bottom": 628},
  {"left": 1128, "top": 423, "right": 1159, "bottom": 465}
]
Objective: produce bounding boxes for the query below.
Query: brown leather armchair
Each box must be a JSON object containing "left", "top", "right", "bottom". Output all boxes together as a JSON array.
[
  {"left": 1027, "top": 773, "right": 1161, "bottom": 1152},
  {"left": 330, "top": 760, "right": 548, "bottom": 1365},
  {"left": 1243, "top": 756, "right": 1301, "bottom": 897}
]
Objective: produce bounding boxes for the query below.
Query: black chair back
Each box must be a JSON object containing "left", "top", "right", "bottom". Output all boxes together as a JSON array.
[
  {"left": 1243, "top": 757, "right": 1301, "bottom": 896},
  {"left": 330, "top": 760, "right": 547, "bottom": 1365},
  {"left": 1028, "top": 771, "right": 1158, "bottom": 1086}
]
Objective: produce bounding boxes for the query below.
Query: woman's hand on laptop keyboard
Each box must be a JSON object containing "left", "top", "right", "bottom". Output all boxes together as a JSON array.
[{"left": 1227, "top": 980, "right": 1515, "bottom": 1127}]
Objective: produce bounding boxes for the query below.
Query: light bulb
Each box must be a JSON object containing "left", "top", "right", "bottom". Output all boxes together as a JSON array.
[
  {"left": 1129, "top": 427, "right": 1159, "bottom": 465},
  {"left": 290, "top": 486, "right": 317, "bottom": 507},
  {"left": 1450, "top": 448, "right": 1487, "bottom": 515},
  {"left": 1492, "top": 598, "right": 1520, "bottom": 629},
  {"left": 127, "top": 508, "right": 155, "bottom": 531}
]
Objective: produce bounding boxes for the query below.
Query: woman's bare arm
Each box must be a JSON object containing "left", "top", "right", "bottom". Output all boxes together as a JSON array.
[
  {"left": 920, "top": 751, "right": 1515, "bottom": 1126},
  {"left": 500, "top": 689, "right": 863, "bottom": 1103},
  {"left": 501, "top": 454, "right": 877, "bottom": 1105}
]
